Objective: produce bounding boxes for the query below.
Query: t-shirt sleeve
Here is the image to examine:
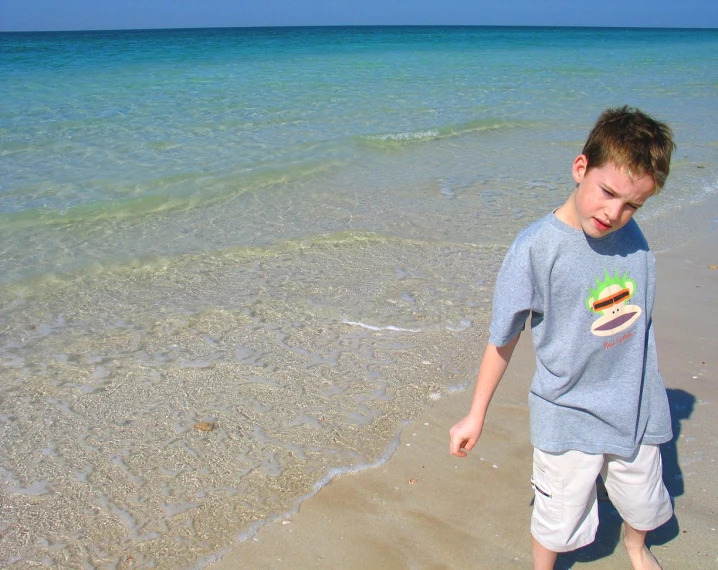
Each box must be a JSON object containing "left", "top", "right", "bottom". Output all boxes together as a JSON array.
[{"left": 488, "top": 239, "right": 535, "bottom": 347}]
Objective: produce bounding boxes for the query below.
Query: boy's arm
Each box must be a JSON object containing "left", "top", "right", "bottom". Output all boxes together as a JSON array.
[{"left": 449, "top": 333, "right": 521, "bottom": 457}]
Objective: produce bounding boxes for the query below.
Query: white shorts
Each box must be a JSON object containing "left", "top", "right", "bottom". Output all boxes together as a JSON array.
[{"left": 531, "top": 445, "right": 673, "bottom": 553}]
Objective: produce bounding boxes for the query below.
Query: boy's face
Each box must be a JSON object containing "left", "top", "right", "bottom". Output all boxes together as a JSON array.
[{"left": 563, "top": 155, "right": 656, "bottom": 239}]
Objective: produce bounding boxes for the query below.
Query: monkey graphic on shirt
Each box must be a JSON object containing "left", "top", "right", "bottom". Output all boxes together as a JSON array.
[{"left": 586, "top": 270, "right": 642, "bottom": 337}]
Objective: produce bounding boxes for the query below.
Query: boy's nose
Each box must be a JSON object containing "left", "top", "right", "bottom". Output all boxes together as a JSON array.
[{"left": 606, "top": 202, "right": 623, "bottom": 222}]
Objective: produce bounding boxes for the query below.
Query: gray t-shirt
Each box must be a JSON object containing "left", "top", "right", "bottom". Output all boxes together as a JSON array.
[{"left": 489, "top": 213, "right": 672, "bottom": 456}]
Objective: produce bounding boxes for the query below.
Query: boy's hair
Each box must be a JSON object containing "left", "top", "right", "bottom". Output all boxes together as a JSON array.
[{"left": 582, "top": 106, "right": 676, "bottom": 193}]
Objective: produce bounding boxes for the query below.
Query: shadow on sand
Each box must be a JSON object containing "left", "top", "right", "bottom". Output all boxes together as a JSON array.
[{"left": 554, "top": 388, "right": 694, "bottom": 569}]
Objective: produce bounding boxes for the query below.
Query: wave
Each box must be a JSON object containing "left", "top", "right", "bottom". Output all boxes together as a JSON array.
[
  {"left": 0, "top": 229, "right": 487, "bottom": 298},
  {"left": 0, "top": 158, "right": 345, "bottom": 230},
  {"left": 342, "top": 320, "right": 422, "bottom": 333},
  {"left": 358, "top": 117, "right": 538, "bottom": 147}
]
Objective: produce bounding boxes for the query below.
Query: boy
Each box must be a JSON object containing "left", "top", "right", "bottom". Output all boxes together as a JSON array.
[{"left": 449, "top": 106, "right": 675, "bottom": 570}]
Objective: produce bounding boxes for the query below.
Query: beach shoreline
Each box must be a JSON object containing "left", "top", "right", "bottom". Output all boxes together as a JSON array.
[{"left": 206, "top": 230, "right": 718, "bottom": 570}]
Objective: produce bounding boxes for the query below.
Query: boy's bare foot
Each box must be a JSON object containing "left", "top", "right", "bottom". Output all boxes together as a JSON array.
[{"left": 625, "top": 543, "right": 662, "bottom": 570}]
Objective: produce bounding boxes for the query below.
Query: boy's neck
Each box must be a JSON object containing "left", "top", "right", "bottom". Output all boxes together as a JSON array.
[{"left": 554, "top": 190, "right": 580, "bottom": 230}]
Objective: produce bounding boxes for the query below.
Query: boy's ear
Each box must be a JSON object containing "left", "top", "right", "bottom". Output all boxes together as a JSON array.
[{"left": 572, "top": 154, "right": 588, "bottom": 184}]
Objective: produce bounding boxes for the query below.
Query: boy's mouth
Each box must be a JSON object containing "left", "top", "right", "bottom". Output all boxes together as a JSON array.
[{"left": 593, "top": 218, "right": 611, "bottom": 232}]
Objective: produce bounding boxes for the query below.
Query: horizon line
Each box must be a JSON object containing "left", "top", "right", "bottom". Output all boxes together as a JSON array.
[{"left": 2, "top": 23, "right": 718, "bottom": 34}]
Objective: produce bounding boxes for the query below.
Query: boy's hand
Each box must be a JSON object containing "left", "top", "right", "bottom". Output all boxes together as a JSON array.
[
  {"left": 448, "top": 336, "right": 519, "bottom": 458},
  {"left": 449, "top": 415, "right": 483, "bottom": 457}
]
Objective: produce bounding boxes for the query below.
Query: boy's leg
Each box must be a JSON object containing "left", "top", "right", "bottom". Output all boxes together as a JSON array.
[
  {"left": 532, "top": 522, "right": 663, "bottom": 570},
  {"left": 623, "top": 523, "right": 662, "bottom": 570},
  {"left": 531, "top": 536, "right": 558, "bottom": 570},
  {"left": 602, "top": 445, "right": 672, "bottom": 570}
]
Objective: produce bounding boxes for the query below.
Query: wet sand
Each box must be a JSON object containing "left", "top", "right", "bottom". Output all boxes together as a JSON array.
[{"left": 207, "top": 230, "right": 718, "bottom": 570}]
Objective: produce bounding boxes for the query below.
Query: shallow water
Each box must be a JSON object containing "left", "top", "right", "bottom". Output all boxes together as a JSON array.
[{"left": 1, "top": 26, "right": 717, "bottom": 569}]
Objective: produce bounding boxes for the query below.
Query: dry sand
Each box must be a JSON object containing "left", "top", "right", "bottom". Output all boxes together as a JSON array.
[{"left": 207, "top": 231, "right": 718, "bottom": 570}]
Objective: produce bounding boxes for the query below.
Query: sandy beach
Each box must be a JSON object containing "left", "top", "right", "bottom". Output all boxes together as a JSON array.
[{"left": 207, "top": 230, "right": 718, "bottom": 570}]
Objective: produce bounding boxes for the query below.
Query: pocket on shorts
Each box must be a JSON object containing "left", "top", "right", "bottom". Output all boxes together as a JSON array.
[{"left": 532, "top": 468, "right": 564, "bottom": 523}]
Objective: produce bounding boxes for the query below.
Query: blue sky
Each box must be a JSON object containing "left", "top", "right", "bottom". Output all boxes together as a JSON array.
[{"left": 1, "top": 0, "right": 717, "bottom": 32}]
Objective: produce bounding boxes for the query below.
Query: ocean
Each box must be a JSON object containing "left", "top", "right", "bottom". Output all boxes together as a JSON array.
[{"left": 1, "top": 26, "right": 717, "bottom": 568}]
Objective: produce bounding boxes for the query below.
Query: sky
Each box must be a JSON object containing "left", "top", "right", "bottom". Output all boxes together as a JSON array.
[{"left": 1, "top": 0, "right": 717, "bottom": 32}]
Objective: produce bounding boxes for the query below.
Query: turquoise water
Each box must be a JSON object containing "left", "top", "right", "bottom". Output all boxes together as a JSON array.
[
  {"left": 2, "top": 27, "right": 717, "bottom": 282},
  {"left": 1, "top": 26, "right": 717, "bottom": 569}
]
